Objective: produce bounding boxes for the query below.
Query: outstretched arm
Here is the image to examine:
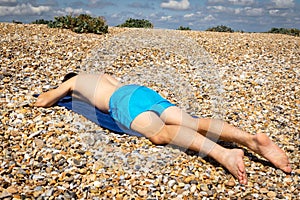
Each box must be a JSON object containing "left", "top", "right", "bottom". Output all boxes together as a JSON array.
[{"left": 34, "top": 76, "right": 76, "bottom": 107}]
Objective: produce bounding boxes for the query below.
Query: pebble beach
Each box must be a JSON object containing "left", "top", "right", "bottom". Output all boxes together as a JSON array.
[{"left": 0, "top": 23, "right": 299, "bottom": 199}]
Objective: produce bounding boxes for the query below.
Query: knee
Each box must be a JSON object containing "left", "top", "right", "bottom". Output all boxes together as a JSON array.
[{"left": 149, "top": 128, "right": 171, "bottom": 145}]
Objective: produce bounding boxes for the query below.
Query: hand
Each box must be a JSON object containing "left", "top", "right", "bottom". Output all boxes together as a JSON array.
[{"left": 34, "top": 92, "right": 53, "bottom": 107}]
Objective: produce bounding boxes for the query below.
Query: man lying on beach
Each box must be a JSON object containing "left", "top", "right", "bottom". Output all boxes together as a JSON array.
[{"left": 34, "top": 72, "right": 292, "bottom": 184}]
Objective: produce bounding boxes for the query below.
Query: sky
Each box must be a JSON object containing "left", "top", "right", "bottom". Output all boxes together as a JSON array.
[{"left": 0, "top": 0, "right": 299, "bottom": 32}]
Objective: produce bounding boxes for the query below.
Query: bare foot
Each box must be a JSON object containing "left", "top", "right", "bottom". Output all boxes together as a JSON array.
[
  {"left": 251, "top": 132, "right": 292, "bottom": 173},
  {"left": 222, "top": 149, "right": 247, "bottom": 185}
]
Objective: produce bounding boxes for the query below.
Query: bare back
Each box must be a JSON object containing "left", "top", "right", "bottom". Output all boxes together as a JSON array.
[{"left": 73, "top": 74, "right": 122, "bottom": 112}]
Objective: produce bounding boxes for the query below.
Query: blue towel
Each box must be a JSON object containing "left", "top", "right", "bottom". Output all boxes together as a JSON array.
[{"left": 34, "top": 95, "right": 144, "bottom": 137}]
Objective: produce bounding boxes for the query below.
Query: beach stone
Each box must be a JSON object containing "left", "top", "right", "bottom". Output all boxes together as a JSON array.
[
  {"left": 184, "top": 175, "right": 196, "bottom": 183},
  {"left": 267, "top": 191, "right": 277, "bottom": 198},
  {"left": 225, "top": 180, "right": 235, "bottom": 188},
  {"left": 6, "top": 186, "right": 18, "bottom": 194},
  {"left": 0, "top": 190, "right": 12, "bottom": 199},
  {"left": 93, "top": 181, "right": 101, "bottom": 188},
  {"left": 259, "top": 188, "right": 269, "bottom": 194},
  {"left": 200, "top": 184, "right": 209, "bottom": 191},
  {"left": 190, "top": 184, "right": 197, "bottom": 193},
  {"left": 168, "top": 180, "right": 176, "bottom": 188},
  {"left": 178, "top": 182, "right": 185, "bottom": 188},
  {"left": 138, "top": 189, "right": 147, "bottom": 197},
  {"left": 34, "top": 138, "right": 45, "bottom": 149}
]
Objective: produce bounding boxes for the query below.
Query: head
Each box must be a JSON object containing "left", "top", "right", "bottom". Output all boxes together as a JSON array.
[{"left": 62, "top": 72, "right": 78, "bottom": 83}]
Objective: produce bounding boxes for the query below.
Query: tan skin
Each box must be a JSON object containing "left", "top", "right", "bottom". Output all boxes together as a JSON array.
[{"left": 35, "top": 73, "right": 292, "bottom": 184}]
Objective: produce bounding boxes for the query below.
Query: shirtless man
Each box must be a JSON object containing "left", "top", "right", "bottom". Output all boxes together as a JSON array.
[{"left": 35, "top": 73, "right": 292, "bottom": 184}]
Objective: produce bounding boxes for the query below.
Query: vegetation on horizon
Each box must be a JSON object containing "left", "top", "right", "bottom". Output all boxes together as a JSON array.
[
  {"left": 32, "top": 14, "right": 108, "bottom": 34},
  {"left": 177, "top": 26, "right": 191, "bottom": 31},
  {"left": 32, "top": 19, "right": 51, "bottom": 25},
  {"left": 12, "top": 20, "right": 23, "bottom": 24},
  {"left": 116, "top": 18, "right": 153, "bottom": 28},
  {"left": 206, "top": 25, "right": 234, "bottom": 33},
  {"left": 267, "top": 27, "right": 300, "bottom": 37},
  {"left": 205, "top": 25, "right": 299, "bottom": 37},
  {"left": 29, "top": 15, "right": 299, "bottom": 37}
]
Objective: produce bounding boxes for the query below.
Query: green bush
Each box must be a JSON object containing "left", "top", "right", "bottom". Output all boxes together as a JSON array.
[
  {"left": 12, "top": 20, "right": 22, "bottom": 24},
  {"left": 177, "top": 26, "right": 191, "bottom": 31},
  {"left": 206, "top": 25, "right": 234, "bottom": 33},
  {"left": 31, "top": 19, "right": 52, "bottom": 25},
  {"left": 267, "top": 27, "right": 300, "bottom": 37},
  {"left": 117, "top": 18, "right": 153, "bottom": 28},
  {"left": 47, "top": 14, "right": 108, "bottom": 34}
]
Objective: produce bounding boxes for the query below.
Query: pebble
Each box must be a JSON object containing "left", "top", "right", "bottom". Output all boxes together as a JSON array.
[
  {"left": 93, "top": 181, "right": 101, "bottom": 188},
  {"left": 6, "top": 186, "right": 18, "bottom": 194},
  {"left": 137, "top": 189, "right": 147, "bottom": 197},
  {"left": 0, "top": 23, "right": 299, "bottom": 199},
  {"left": 259, "top": 187, "right": 269, "bottom": 194},
  {"left": 267, "top": 191, "right": 277, "bottom": 198},
  {"left": 225, "top": 180, "right": 236, "bottom": 188},
  {"left": 168, "top": 180, "right": 176, "bottom": 188},
  {"left": 34, "top": 138, "right": 45, "bottom": 149},
  {"left": 0, "top": 191, "right": 12, "bottom": 199}
]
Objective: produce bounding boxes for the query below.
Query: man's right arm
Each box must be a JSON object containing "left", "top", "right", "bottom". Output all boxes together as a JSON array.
[{"left": 34, "top": 77, "right": 76, "bottom": 107}]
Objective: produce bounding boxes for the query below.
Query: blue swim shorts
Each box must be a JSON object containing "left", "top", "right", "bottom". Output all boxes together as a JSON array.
[{"left": 109, "top": 84, "right": 175, "bottom": 129}]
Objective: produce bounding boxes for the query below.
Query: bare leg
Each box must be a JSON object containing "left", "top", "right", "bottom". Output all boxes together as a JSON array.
[
  {"left": 197, "top": 119, "right": 292, "bottom": 173},
  {"left": 161, "top": 107, "right": 292, "bottom": 173},
  {"left": 131, "top": 111, "right": 248, "bottom": 184}
]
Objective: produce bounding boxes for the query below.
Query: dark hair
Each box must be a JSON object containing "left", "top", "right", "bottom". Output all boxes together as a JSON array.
[{"left": 62, "top": 72, "right": 78, "bottom": 82}]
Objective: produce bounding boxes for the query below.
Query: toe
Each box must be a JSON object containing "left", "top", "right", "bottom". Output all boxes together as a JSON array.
[
  {"left": 283, "top": 165, "right": 292, "bottom": 173},
  {"left": 240, "top": 172, "right": 247, "bottom": 185}
]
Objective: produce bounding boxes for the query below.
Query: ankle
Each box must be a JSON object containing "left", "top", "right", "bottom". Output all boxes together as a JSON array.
[
  {"left": 245, "top": 134, "right": 256, "bottom": 150},
  {"left": 247, "top": 134, "right": 266, "bottom": 152},
  {"left": 212, "top": 147, "right": 231, "bottom": 164}
]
